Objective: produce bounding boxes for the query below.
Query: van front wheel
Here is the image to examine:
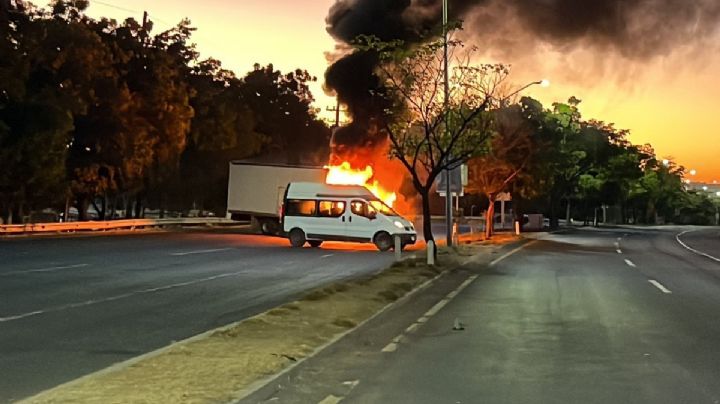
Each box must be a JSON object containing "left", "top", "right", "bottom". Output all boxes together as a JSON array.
[
  {"left": 373, "top": 232, "right": 393, "bottom": 252},
  {"left": 289, "top": 228, "right": 306, "bottom": 248}
]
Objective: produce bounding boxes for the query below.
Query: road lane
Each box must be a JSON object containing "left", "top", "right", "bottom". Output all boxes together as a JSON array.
[
  {"left": 0, "top": 231, "right": 397, "bottom": 402},
  {"left": 675, "top": 227, "right": 720, "bottom": 262},
  {"left": 243, "top": 226, "right": 720, "bottom": 404}
]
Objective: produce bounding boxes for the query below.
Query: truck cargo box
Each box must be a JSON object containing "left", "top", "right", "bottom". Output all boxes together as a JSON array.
[{"left": 226, "top": 161, "right": 326, "bottom": 233}]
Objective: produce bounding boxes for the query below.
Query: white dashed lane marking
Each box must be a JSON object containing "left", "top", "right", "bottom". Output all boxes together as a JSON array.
[
  {"left": 170, "top": 248, "right": 232, "bottom": 256},
  {"left": 0, "top": 263, "right": 89, "bottom": 277},
  {"left": 649, "top": 280, "right": 672, "bottom": 294},
  {"left": 624, "top": 259, "right": 636, "bottom": 268}
]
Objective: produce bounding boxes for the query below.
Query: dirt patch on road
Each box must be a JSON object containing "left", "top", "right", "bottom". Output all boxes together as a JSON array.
[{"left": 22, "top": 238, "right": 516, "bottom": 404}]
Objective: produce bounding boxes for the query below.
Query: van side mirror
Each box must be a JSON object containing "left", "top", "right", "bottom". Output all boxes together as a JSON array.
[{"left": 367, "top": 211, "right": 377, "bottom": 220}]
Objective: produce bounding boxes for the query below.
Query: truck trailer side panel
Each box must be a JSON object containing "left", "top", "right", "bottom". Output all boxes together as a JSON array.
[{"left": 226, "top": 162, "right": 326, "bottom": 223}]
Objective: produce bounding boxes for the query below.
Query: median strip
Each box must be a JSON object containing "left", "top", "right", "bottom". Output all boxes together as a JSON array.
[{"left": 21, "top": 236, "right": 518, "bottom": 404}]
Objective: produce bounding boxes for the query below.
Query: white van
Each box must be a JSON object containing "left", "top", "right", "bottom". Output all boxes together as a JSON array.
[{"left": 281, "top": 182, "right": 417, "bottom": 251}]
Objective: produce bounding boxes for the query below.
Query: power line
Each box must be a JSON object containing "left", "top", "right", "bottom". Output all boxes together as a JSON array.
[
  {"left": 89, "top": 0, "right": 137, "bottom": 15},
  {"left": 89, "top": 0, "right": 172, "bottom": 25}
]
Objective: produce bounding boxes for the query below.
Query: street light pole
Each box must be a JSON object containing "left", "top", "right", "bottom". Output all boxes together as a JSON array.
[{"left": 443, "top": 0, "right": 453, "bottom": 247}]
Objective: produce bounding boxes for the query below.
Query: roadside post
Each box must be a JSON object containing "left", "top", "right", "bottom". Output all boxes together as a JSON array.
[
  {"left": 427, "top": 240, "right": 435, "bottom": 266},
  {"left": 394, "top": 235, "right": 402, "bottom": 262}
]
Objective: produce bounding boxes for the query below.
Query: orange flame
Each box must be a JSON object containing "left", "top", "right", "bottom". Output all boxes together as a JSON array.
[{"left": 325, "top": 162, "right": 397, "bottom": 207}]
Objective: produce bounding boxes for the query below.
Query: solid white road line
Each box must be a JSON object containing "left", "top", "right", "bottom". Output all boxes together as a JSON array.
[
  {"left": 318, "top": 394, "right": 343, "bottom": 404},
  {"left": 675, "top": 230, "right": 720, "bottom": 263},
  {"left": 382, "top": 241, "right": 536, "bottom": 353},
  {"left": 649, "top": 279, "right": 672, "bottom": 294},
  {"left": 489, "top": 240, "right": 537, "bottom": 266},
  {"left": 170, "top": 248, "right": 231, "bottom": 256},
  {"left": 0, "top": 268, "right": 247, "bottom": 323},
  {"left": 0, "top": 263, "right": 89, "bottom": 276},
  {"left": 624, "top": 259, "right": 636, "bottom": 268},
  {"left": 321, "top": 254, "right": 334, "bottom": 258},
  {"left": 382, "top": 275, "right": 479, "bottom": 353}
]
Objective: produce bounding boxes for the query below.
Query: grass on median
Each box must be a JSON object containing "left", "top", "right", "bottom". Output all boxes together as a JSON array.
[{"left": 22, "top": 237, "right": 516, "bottom": 404}]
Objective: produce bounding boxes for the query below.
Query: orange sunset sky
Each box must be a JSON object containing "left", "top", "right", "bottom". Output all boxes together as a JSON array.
[{"left": 84, "top": 0, "right": 720, "bottom": 183}]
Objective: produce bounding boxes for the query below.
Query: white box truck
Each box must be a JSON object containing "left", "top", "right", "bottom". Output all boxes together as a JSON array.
[{"left": 226, "top": 161, "right": 326, "bottom": 234}]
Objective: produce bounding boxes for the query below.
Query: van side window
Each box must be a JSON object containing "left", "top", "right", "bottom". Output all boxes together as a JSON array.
[
  {"left": 350, "top": 200, "right": 367, "bottom": 216},
  {"left": 318, "top": 200, "right": 345, "bottom": 217},
  {"left": 285, "top": 199, "right": 316, "bottom": 216}
]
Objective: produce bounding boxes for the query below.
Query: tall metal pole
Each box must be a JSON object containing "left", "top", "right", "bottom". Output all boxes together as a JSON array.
[{"left": 443, "top": 0, "right": 453, "bottom": 247}]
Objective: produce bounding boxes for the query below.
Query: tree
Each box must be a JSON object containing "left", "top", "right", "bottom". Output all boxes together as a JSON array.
[
  {"left": 177, "top": 58, "right": 265, "bottom": 214},
  {"left": 466, "top": 105, "right": 533, "bottom": 238},
  {"left": 241, "top": 64, "right": 330, "bottom": 164},
  {"left": 365, "top": 36, "right": 508, "bottom": 245}
]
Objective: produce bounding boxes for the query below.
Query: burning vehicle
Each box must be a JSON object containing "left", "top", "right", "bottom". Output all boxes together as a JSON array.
[{"left": 226, "top": 160, "right": 416, "bottom": 250}]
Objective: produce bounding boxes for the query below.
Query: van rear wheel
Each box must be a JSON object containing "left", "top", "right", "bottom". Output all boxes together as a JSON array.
[
  {"left": 373, "top": 232, "right": 393, "bottom": 252},
  {"left": 289, "top": 228, "right": 306, "bottom": 248},
  {"left": 308, "top": 240, "right": 323, "bottom": 248}
]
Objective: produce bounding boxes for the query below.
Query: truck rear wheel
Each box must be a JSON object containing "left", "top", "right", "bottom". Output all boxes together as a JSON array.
[
  {"left": 259, "top": 218, "right": 280, "bottom": 235},
  {"left": 373, "top": 231, "right": 393, "bottom": 252},
  {"left": 289, "top": 228, "right": 306, "bottom": 248}
]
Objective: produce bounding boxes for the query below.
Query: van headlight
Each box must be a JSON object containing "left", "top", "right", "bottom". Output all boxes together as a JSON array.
[{"left": 393, "top": 220, "right": 404, "bottom": 229}]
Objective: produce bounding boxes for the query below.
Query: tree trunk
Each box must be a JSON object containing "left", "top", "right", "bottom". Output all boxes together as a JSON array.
[
  {"left": 78, "top": 197, "right": 90, "bottom": 221},
  {"left": 7, "top": 202, "right": 14, "bottom": 225},
  {"left": 485, "top": 194, "right": 495, "bottom": 239},
  {"left": 124, "top": 194, "right": 133, "bottom": 219},
  {"left": 565, "top": 198, "right": 571, "bottom": 225},
  {"left": 109, "top": 195, "right": 117, "bottom": 220},
  {"left": 18, "top": 201, "right": 25, "bottom": 224},
  {"left": 420, "top": 189, "right": 433, "bottom": 246},
  {"left": 63, "top": 196, "right": 71, "bottom": 222},
  {"left": 134, "top": 194, "right": 144, "bottom": 218},
  {"left": 549, "top": 194, "right": 559, "bottom": 229},
  {"left": 91, "top": 199, "right": 102, "bottom": 221}
]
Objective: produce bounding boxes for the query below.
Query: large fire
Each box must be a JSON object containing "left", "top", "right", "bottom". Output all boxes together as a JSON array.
[{"left": 325, "top": 162, "right": 397, "bottom": 207}]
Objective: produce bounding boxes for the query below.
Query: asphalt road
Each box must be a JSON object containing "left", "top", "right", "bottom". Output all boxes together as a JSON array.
[
  {"left": 0, "top": 230, "right": 402, "bottom": 403},
  {"left": 244, "top": 226, "right": 720, "bottom": 404}
]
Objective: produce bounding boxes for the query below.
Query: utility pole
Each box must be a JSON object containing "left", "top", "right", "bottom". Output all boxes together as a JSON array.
[
  {"left": 443, "top": 0, "right": 453, "bottom": 247},
  {"left": 1, "top": 0, "right": 10, "bottom": 34},
  {"left": 326, "top": 100, "right": 345, "bottom": 128},
  {"left": 141, "top": 10, "right": 149, "bottom": 45}
]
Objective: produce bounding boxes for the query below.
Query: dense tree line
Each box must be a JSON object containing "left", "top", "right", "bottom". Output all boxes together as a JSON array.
[
  {"left": 467, "top": 97, "right": 719, "bottom": 233},
  {"left": 0, "top": 1, "right": 329, "bottom": 223}
]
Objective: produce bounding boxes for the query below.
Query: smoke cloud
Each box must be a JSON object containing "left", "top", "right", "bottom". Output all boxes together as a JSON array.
[{"left": 324, "top": 0, "right": 720, "bottom": 161}]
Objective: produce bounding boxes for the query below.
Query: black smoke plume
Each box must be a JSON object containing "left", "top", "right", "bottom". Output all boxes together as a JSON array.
[{"left": 325, "top": 0, "right": 720, "bottom": 159}]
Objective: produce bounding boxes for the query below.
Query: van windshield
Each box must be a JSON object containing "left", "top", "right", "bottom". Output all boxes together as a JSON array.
[{"left": 368, "top": 199, "right": 399, "bottom": 216}]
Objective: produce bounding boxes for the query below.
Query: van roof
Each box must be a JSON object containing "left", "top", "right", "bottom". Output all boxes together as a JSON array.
[{"left": 286, "top": 182, "right": 376, "bottom": 199}]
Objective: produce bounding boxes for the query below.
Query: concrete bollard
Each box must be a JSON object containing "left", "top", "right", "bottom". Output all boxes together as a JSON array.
[
  {"left": 515, "top": 220, "right": 521, "bottom": 235},
  {"left": 394, "top": 235, "right": 402, "bottom": 262},
  {"left": 427, "top": 240, "right": 435, "bottom": 266}
]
